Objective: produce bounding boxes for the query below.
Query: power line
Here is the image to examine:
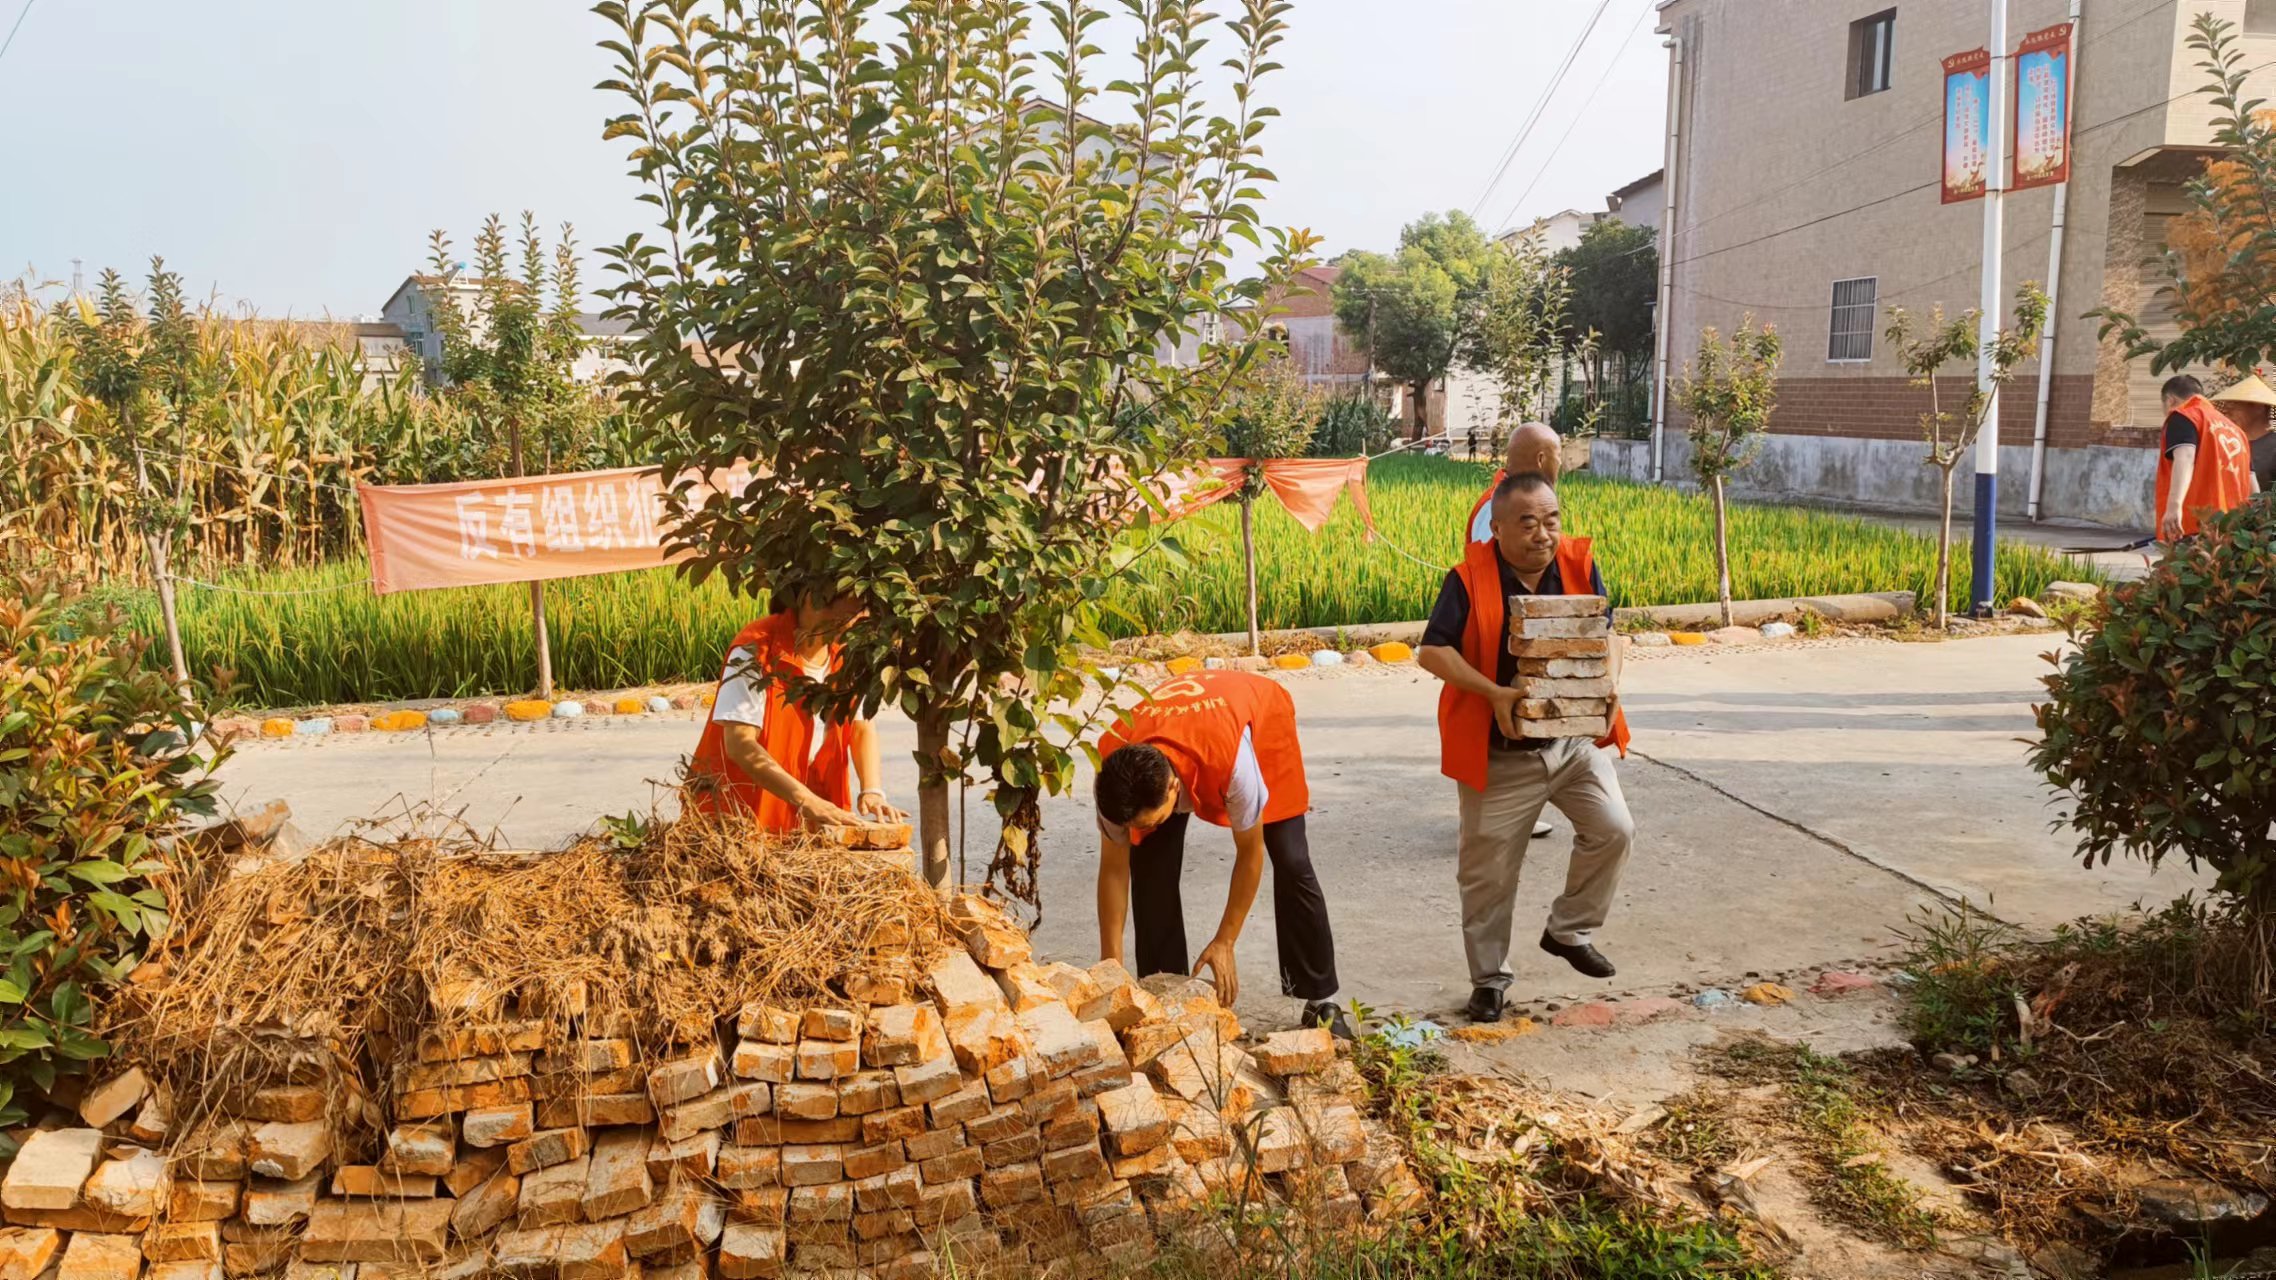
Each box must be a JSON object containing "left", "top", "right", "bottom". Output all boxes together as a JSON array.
[
  {"left": 0, "top": 0, "right": 38, "bottom": 67},
  {"left": 1494, "top": 0, "right": 1655, "bottom": 235},
  {"left": 1467, "top": 0, "right": 1615, "bottom": 222}
]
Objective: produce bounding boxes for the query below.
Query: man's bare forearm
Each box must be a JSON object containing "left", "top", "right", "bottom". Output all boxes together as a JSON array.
[
  {"left": 723, "top": 726, "right": 824, "bottom": 811},
  {"left": 1098, "top": 838, "right": 1131, "bottom": 963}
]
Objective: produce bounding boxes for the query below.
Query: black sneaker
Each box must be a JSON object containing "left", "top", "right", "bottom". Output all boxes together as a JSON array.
[
  {"left": 1540, "top": 931, "right": 1617, "bottom": 978},
  {"left": 1302, "top": 1000, "right": 1357, "bottom": 1041},
  {"left": 1463, "top": 986, "right": 1506, "bottom": 1023}
]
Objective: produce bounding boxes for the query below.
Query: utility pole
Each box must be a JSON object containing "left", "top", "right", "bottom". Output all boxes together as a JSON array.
[{"left": 1971, "top": 0, "right": 2011, "bottom": 616}]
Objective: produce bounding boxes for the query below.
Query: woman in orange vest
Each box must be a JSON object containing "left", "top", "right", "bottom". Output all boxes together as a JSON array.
[
  {"left": 2156, "top": 374, "right": 2256, "bottom": 543},
  {"left": 686, "top": 592, "right": 904, "bottom": 831},
  {"left": 1093, "top": 670, "right": 1348, "bottom": 1038},
  {"left": 1418, "top": 471, "right": 1635, "bottom": 1026}
]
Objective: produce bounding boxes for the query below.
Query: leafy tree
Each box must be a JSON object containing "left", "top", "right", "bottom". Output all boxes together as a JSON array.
[
  {"left": 1555, "top": 219, "right": 1658, "bottom": 363},
  {"left": 1332, "top": 211, "right": 1497, "bottom": 437},
  {"left": 597, "top": 0, "right": 1306, "bottom": 894},
  {"left": 60, "top": 261, "right": 208, "bottom": 689},
  {"left": 423, "top": 213, "right": 609, "bottom": 699},
  {"left": 0, "top": 566, "right": 220, "bottom": 1147},
  {"left": 2032, "top": 501, "right": 2276, "bottom": 987},
  {"left": 1306, "top": 394, "right": 1394, "bottom": 458},
  {"left": 1884, "top": 284, "right": 2048, "bottom": 628},
  {"left": 1470, "top": 227, "right": 1587, "bottom": 454},
  {"left": 1218, "top": 351, "right": 1323, "bottom": 655},
  {"left": 1674, "top": 320, "right": 1783, "bottom": 628},
  {"left": 2095, "top": 15, "right": 2276, "bottom": 374}
]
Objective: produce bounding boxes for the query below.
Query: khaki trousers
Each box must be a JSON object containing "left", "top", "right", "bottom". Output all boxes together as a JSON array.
[{"left": 1456, "top": 737, "right": 1635, "bottom": 991}]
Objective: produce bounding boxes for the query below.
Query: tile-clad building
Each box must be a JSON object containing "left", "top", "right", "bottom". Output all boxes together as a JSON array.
[{"left": 1600, "top": 0, "right": 2266, "bottom": 529}]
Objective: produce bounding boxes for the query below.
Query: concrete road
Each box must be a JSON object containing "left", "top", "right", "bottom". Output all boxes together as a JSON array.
[{"left": 215, "top": 635, "right": 2195, "bottom": 1030}]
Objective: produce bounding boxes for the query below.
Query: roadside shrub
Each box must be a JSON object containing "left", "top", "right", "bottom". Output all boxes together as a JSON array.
[
  {"left": 0, "top": 567, "right": 220, "bottom": 1127},
  {"left": 1307, "top": 394, "right": 1395, "bottom": 458},
  {"left": 2031, "top": 501, "right": 2276, "bottom": 918}
]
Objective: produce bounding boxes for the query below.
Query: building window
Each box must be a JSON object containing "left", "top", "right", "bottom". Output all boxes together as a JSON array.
[
  {"left": 1828, "top": 277, "right": 1878, "bottom": 362},
  {"left": 1848, "top": 10, "right": 1895, "bottom": 99},
  {"left": 2249, "top": 0, "right": 2276, "bottom": 34}
]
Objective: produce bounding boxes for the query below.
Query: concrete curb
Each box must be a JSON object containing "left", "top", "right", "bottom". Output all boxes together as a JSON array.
[{"left": 1196, "top": 591, "right": 1915, "bottom": 651}]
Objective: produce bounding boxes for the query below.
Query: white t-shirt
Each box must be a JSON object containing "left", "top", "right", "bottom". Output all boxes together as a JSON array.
[
  {"left": 1097, "top": 728, "right": 1269, "bottom": 844},
  {"left": 1468, "top": 493, "right": 1494, "bottom": 544},
  {"left": 711, "top": 645, "right": 830, "bottom": 728}
]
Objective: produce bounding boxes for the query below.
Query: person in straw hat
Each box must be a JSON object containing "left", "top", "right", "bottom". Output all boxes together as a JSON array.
[{"left": 2212, "top": 373, "right": 2276, "bottom": 496}]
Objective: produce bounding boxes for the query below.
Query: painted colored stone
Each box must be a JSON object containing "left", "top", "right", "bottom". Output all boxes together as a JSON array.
[
  {"left": 332, "top": 714, "right": 368, "bottom": 734},
  {"left": 1164, "top": 657, "right": 1203, "bottom": 676},
  {"left": 1308, "top": 650, "right": 1343, "bottom": 667},
  {"left": 670, "top": 693, "right": 703, "bottom": 710},
  {"left": 552, "top": 701, "right": 588, "bottom": 719},
  {"left": 1367, "top": 642, "right": 1414, "bottom": 663},
  {"left": 645, "top": 696, "right": 672, "bottom": 714},
  {"left": 1706, "top": 626, "right": 1762, "bottom": 645},
  {"left": 583, "top": 699, "right": 614, "bottom": 717},
  {"left": 1344, "top": 651, "right": 1374, "bottom": 667},
  {"left": 260, "top": 718, "right": 295, "bottom": 738},
  {"left": 373, "top": 710, "right": 429, "bottom": 732},
  {"left": 700, "top": 693, "right": 716, "bottom": 708},
  {"left": 1202, "top": 657, "right": 1226, "bottom": 670},
  {"left": 614, "top": 698, "right": 646, "bottom": 715},
  {"left": 1270, "top": 654, "right": 1309, "bottom": 671},
  {"left": 1810, "top": 971, "right": 1876, "bottom": 998},
  {"left": 213, "top": 717, "right": 260, "bottom": 743},
  {"left": 1550, "top": 1003, "right": 1616, "bottom": 1029},
  {"left": 1230, "top": 655, "right": 1270, "bottom": 672},
  {"left": 462, "top": 703, "right": 500, "bottom": 724},
  {"left": 292, "top": 717, "right": 333, "bottom": 738},
  {"left": 1630, "top": 631, "right": 1673, "bottom": 647},
  {"left": 1668, "top": 632, "right": 1709, "bottom": 646},
  {"left": 1740, "top": 982, "right": 1795, "bottom": 1007},
  {"left": 1759, "top": 621, "right": 1797, "bottom": 639},
  {"left": 1614, "top": 997, "right": 1686, "bottom": 1024},
  {"left": 1693, "top": 988, "right": 1733, "bottom": 1009},
  {"left": 505, "top": 700, "right": 553, "bottom": 722}
]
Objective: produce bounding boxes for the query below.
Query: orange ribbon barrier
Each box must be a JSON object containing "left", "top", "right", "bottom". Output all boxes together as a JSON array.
[
  {"left": 1163, "top": 457, "right": 1377, "bottom": 534},
  {"left": 359, "top": 464, "right": 758, "bottom": 594}
]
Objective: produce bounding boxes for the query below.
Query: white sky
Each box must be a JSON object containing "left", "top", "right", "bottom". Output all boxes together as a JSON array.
[{"left": 0, "top": 0, "right": 1669, "bottom": 318}]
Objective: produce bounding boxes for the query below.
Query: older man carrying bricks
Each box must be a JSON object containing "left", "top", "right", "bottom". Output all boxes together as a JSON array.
[{"left": 1419, "top": 472, "right": 1635, "bottom": 1024}]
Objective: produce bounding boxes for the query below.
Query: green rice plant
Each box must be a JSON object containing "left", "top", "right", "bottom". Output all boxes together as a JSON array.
[{"left": 133, "top": 455, "right": 2102, "bottom": 708}]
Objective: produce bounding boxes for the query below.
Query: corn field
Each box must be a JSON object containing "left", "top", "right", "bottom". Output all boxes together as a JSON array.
[
  {"left": 129, "top": 455, "right": 2097, "bottom": 709},
  {"left": 0, "top": 282, "right": 631, "bottom": 578}
]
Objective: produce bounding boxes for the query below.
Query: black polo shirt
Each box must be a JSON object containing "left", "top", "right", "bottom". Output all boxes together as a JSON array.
[{"left": 1421, "top": 550, "right": 1611, "bottom": 749}]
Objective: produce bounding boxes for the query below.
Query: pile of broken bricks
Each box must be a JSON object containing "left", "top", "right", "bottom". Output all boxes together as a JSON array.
[{"left": 0, "top": 897, "right": 1422, "bottom": 1280}]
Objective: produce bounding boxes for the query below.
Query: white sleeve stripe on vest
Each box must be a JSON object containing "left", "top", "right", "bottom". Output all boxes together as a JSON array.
[
  {"left": 711, "top": 644, "right": 767, "bottom": 728},
  {"left": 1224, "top": 727, "right": 1269, "bottom": 831}
]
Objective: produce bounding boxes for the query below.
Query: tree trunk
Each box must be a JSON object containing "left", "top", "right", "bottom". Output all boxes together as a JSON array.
[
  {"left": 915, "top": 709, "right": 953, "bottom": 894},
  {"left": 132, "top": 447, "right": 189, "bottom": 689},
  {"left": 1413, "top": 378, "right": 1432, "bottom": 441},
  {"left": 1934, "top": 465, "right": 1956, "bottom": 631},
  {"left": 1711, "top": 475, "right": 1734, "bottom": 629},
  {"left": 1241, "top": 496, "right": 1261, "bottom": 657},
  {"left": 146, "top": 531, "right": 189, "bottom": 689},
  {"left": 509, "top": 422, "right": 555, "bottom": 700}
]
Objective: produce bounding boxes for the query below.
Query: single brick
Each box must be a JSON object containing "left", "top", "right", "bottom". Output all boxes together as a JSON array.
[
  {"left": 891, "top": 1052, "right": 960, "bottom": 1107},
  {"left": 460, "top": 1103, "right": 535, "bottom": 1149},
  {"left": 1254, "top": 1027, "right": 1335, "bottom": 1077},
  {"left": 836, "top": 1071, "right": 897, "bottom": 1116},
  {"left": 918, "top": 1148, "right": 983, "bottom": 1185},
  {"left": 948, "top": 894, "right": 1032, "bottom": 969},
  {"left": 774, "top": 1082, "right": 838, "bottom": 1122},
  {"left": 992, "top": 963, "right": 1059, "bottom": 1013},
  {"left": 553, "top": 1218, "right": 628, "bottom": 1280},
  {"left": 56, "top": 1232, "right": 142, "bottom": 1280},
  {"left": 724, "top": 1184, "right": 788, "bottom": 1226},
  {"left": 506, "top": 1126, "right": 590, "bottom": 1175},
  {"left": 78, "top": 1069, "right": 150, "bottom": 1130},
  {"left": 536, "top": 1092, "right": 654, "bottom": 1130},
  {"left": 581, "top": 1127, "right": 654, "bottom": 1220},
  {"left": 443, "top": 1146, "right": 509, "bottom": 1196},
  {"left": 900, "top": 1126, "right": 964, "bottom": 1163},
  {"left": 780, "top": 1144, "right": 845, "bottom": 1187},
  {"left": 732, "top": 1041, "right": 797, "bottom": 1084},
  {"left": 1096, "top": 1081, "right": 1172, "bottom": 1156},
  {"left": 735, "top": 1004, "right": 801, "bottom": 1044},
  {"left": 793, "top": 1040, "right": 858, "bottom": 1082},
  {"left": 859, "top": 1103, "right": 926, "bottom": 1146},
  {"left": 644, "top": 1130, "right": 723, "bottom": 1183},
  {"left": 513, "top": 1154, "right": 591, "bottom": 1228},
  {"left": 841, "top": 1142, "right": 905, "bottom": 1181},
  {"left": 922, "top": 951, "right": 1005, "bottom": 1014},
  {"left": 1041, "top": 1100, "right": 1100, "bottom": 1150},
  {"left": 143, "top": 1221, "right": 222, "bottom": 1264},
  {"left": 657, "top": 1084, "right": 739, "bottom": 1142},
  {"left": 166, "top": 1180, "right": 240, "bottom": 1223},
  {"left": 715, "top": 1144, "right": 781, "bottom": 1190},
  {"left": 1016, "top": 1003, "right": 1099, "bottom": 1080},
  {"left": 623, "top": 1184, "right": 725, "bottom": 1260},
  {"left": 81, "top": 1150, "right": 169, "bottom": 1220},
  {"left": 860, "top": 1005, "right": 946, "bottom": 1069},
  {"left": 328, "top": 1165, "right": 436, "bottom": 1199},
  {"left": 3, "top": 1129, "right": 102, "bottom": 1211},
  {"left": 802, "top": 1008, "right": 860, "bottom": 1041},
  {"left": 376, "top": 1123, "right": 452, "bottom": 1178},
  {"left": 717, "top": 1224, "right": 785, "bottom": 1280},
  {"left": 646, "top": 1051, "right": 723, "bottom": 1108},
  {"left": 787, "top": 1184, "right": 854, "bottom": 1225},
  {"left": 944, "top": 1005, "right": 1028, "bottom": 1076},
  {"left": 298, "top": 1200, "right": 451, "bottom": 1264},
  {"left": 925, "top": 1081, "right": 991, "bottom": 1128},
  {"left": 238, "top": 1174, "right": 319, "bottom": 1228},
  {"left": 1252, "top": 1107, "right": 1303, "bottom": 1173},
  {"left": 852, "top": 1167, "right": 923, "bottom": 1214},
  {"left": 982, "top": 1053, "right": 1039, "bottom": 1104},
  {"left": 450, "top": 1168, "right": 519, "bottom": 1240},
  {"left": 0, "top": 1227, "right": 61, "bottom": 1279}
]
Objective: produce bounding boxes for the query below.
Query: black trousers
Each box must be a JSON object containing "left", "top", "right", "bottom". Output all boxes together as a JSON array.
[{"left": 1129, "top": 812, "right": 1339, "bottom": 1001}]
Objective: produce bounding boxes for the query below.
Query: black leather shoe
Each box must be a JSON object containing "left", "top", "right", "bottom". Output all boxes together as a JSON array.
[
  {"left": 1303, "top": 1001, "right": 1357, "bottom": 1041},
  {"left": 1464, "top": 986, "right": 1507, "bottom": 1023},
  {"left": 1540, "top": 932, "right": 1617, "bottom": 978}
]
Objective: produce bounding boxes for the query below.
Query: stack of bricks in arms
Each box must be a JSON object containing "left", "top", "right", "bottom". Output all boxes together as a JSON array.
[{"left": 1509, "top": 596, "right": 1615, "bottom": 741}]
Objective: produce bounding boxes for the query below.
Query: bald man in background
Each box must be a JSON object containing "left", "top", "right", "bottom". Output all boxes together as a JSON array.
[{"left": 1464, "top": 421, "right": 1568, "bottom": 839}]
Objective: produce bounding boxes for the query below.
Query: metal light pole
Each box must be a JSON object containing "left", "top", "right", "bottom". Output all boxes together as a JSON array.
[{"left": 1971, "top": 0, "right": 2011, "bottom": 616}]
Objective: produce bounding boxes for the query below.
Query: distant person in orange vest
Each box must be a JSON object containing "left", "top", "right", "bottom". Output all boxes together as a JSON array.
[
  {"left": 2210, "top": 374, "right": 2276, "bottom": 498},
  {"left": 1419, "top": 472, "right": 1634, "bottom": 1025},
  {"left": 1094, "top": 670, "right": 1349, "bottom": 1038},
  {"left": 687, "top": 592, "right": 904, "bottom": 831},
  {"left": 2156, "top": 374, "right": 2256, "bottom": 542},
  {"left": 1466, "top": 419, "right": 1567, "bottom": 841}
]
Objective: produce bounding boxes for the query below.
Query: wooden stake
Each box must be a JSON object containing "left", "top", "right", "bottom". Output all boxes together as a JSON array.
[{"left": 509, "top": 424, "right": 554, "bottom": 700}]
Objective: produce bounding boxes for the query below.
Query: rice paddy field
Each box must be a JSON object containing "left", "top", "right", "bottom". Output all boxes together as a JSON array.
[{"left": 129, "top": 455, "right": 2095, "bottom": 709}]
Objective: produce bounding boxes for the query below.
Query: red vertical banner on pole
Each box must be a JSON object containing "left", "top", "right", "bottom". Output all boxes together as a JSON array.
[
  {"left": 2011, "top": 23, "right": 2074, "bottom": 192},
  {"left": 1942, "top": 47, "right": 1992, "bottom": 204}
]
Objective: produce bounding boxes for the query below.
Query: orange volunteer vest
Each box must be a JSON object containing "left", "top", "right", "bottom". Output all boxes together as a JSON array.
[
  {"left": 686, "top": 611, "right": 853, "bottom": 830},
  {"left": 1099, "top": 670, "right": 1311, "bottom": 841},
  {"left": 2156, "top": 395, "right": 2255, "bottom": 540},
  {"left": 1437, "top": 537, "right": 1631, "bottom": 793}
]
